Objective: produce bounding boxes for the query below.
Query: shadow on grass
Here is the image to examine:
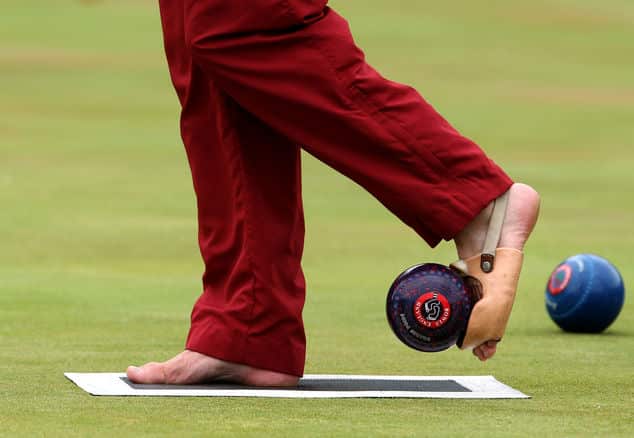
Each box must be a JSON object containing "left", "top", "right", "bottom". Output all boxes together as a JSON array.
[{"left": 522, "top": 326, "right": 631, "bottom": 338}]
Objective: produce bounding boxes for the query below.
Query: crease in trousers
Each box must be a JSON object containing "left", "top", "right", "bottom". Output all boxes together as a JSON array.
[{"left": 157, "top": 0, "right": 513, "bottom": 376}]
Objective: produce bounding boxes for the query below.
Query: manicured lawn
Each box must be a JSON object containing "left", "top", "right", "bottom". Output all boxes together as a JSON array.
[{"left": 1, "top": 0, "right": 632, "bottom": 436}]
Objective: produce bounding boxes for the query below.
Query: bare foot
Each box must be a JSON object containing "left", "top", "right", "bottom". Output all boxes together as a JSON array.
[
  {"left": 126, "top": 350, "right": 299, "bottom": 387},
  {"left": 454, "top": 183, "right": 540, "bottom": 360}
]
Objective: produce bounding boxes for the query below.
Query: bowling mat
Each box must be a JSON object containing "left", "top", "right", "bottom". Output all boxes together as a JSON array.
[{"left": 64, "top": 373, "right": 529, "bottom": 399}]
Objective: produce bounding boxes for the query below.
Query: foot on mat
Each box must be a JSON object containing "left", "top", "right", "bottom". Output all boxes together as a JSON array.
[{"left": 126, "top": 350, "right": 299, "bottom": 387}]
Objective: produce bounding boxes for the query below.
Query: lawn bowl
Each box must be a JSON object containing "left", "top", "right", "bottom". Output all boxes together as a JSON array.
[
  {"left": 386, "top": 263, "right": 479, "bottom": 352},
  {"left": 546, "top": 254, "right": 625, "bottom": 333}
]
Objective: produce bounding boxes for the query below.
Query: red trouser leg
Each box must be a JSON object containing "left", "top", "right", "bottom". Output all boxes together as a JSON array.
[
  {"left": 182, "top": 90, "right": 307, "bottom": 376},
  {"left": 159, "top": 0, "right": 513, "bottom": 376},
  {"left": 159, "top": 1, "right": 307, "bottom": 376}
]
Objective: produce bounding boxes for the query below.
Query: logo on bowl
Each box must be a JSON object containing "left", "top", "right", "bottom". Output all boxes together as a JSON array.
[{"left": 413, "top": 292, "right": 451, "bottom": 328}]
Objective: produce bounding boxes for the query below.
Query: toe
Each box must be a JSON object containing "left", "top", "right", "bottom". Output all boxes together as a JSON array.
[
  {"left": 482, "top": 342, "right": 497, "bottom": 360},
  {"left": 126, "top": 362, "right": 166, "bottom": 384},
  {"left": 473, "top": 346, "right": 486, "bottom": 361},
  {"left": 473, "top": 341, "right": 498, "bottom": 361}
]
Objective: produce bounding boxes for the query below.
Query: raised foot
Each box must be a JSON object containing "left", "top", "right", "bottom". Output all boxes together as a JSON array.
[
  {"left": 455, "top": 183, "right": 540, "bottom": 260},
  {"left": 454, "top": 183, "right": 540, "bottom": 361},
  {"left": 126, "top": 350, "right": 299, "bottom": 387}
]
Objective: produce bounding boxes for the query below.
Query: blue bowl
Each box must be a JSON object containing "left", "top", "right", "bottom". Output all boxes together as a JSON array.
[{"left": 545, "top": 254, "right": 625, "bottom": 333}]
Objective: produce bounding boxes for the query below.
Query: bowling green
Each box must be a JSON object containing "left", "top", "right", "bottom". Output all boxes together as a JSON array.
[{"left": 1, "top": 0, "right": 632, "bottom": 436}]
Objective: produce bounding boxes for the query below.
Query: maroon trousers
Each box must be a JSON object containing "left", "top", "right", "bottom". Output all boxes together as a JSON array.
[{"left": 158, "top": 0, "right": 512, "bottom": 376}]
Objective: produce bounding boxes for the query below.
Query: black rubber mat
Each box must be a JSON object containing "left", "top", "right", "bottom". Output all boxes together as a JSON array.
[{"left": 121, "top": 377, "right": 470, "bottom": 392}]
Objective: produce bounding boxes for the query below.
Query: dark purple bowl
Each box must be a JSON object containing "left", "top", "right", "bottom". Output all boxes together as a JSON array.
[{"left": 386, "top": 263, "right": 477, "bottom": 352}]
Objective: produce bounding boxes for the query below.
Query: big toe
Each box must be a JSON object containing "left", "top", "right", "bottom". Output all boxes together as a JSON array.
[{"left": 126, "top": 362, "right": 166, "bottom": 384}]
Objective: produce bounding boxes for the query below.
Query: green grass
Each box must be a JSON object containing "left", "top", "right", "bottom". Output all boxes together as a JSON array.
[{"left": 1, "top": 0, "right": 633, "bottom": 436}]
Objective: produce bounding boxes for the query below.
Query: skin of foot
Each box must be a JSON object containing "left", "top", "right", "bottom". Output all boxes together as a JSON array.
[
  {"left": 454, "top": 183, "right": 541, "bottom": 361},
  {"left": 127, "top": 350, "right": 300, "bottom": 387}
]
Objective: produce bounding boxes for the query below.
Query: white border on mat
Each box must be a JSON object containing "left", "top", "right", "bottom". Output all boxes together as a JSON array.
[{"left": 64, "top": 373, "right": 529, "bottom": 399}]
